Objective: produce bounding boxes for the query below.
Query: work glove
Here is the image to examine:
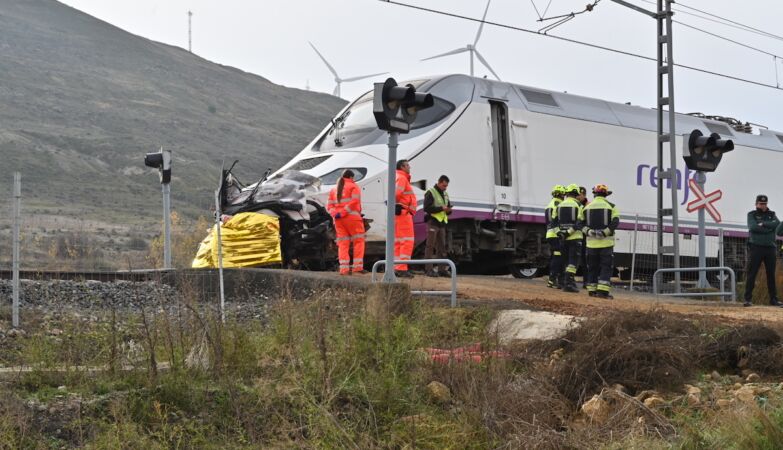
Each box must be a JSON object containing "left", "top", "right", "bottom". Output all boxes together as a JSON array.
[
  {"left": 587, "top": 229, "right": 598, "bottom": 238},
  {"left": 566, "top": 227, "right": 575, "bottom": 236},
  {"left": 557, "top": 229, "right": 568, "bottom": 239},
  {"left": 603, "top": 227, "right": 613, "bottom": 236},
  {"left": 581, "top": 226, "right": 590, "bottom": 235},
  {"left": 334, "top": 213, "right": 342, "bottom": 219},
  {"left": 594, "top": 230, "right": 605, "bottom": 238}
]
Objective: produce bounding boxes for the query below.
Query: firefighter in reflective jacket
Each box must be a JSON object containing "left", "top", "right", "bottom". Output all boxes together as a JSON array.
[
  {"left": 553, "top": 184, "right": 584, "bottom": 293},
  {"left": 327, "top": 170, "right": 366, "bottom": 275},
  {"left": 581, "top": 184, "right": 620, "bottom": 299},
  {"left": 394, "top": 160, "right": 417, "bottom": 278},
  {"left": 546, "top": 184, "right": 566, "bottom": 288}
]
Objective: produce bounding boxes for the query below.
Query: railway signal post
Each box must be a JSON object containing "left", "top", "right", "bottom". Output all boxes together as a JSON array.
[
  {"left": 372, "top": 78, "right": 433, "bottom": 282},
  {"left": 144, "top": 147, "right": 173, "bottom": 269},
  {"left": 683, "top": 129, "right": 734, "bottom": 288}
]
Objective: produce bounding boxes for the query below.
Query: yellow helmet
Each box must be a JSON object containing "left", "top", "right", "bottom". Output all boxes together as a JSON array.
[
  {"left": 551, "top": 184, "right": 566, "bottom": 196},
  {"left": 566, "top": 184, "right": 580, "bottom": 195},
  {"left": 592, "top": 184, "right": 612, "bottom": 196}
]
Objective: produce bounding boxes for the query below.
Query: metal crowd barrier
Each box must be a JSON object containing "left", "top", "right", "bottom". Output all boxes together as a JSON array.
[
  {"left": 370, "top": 259, "right": 458, "bottom": 307},
  {"left": 652, "top": 266, "right": 736, "bottom": 302}
]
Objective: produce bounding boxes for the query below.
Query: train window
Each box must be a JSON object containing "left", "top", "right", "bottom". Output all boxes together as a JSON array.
[
  {"left": 519, "top": 88, "right": 559, "bottom": 107},
  {"left": 411, "top": 97, "right": 456, "bottom": 130},
  {"left": 490, "top": 101, "right": 512, "bottom": 187},
  {"left": 703, "top": 121, "right": 733, "bottom": 136},
  {"left": 319, "top": 168, "right": 367, "bottom": 185},
  {"left": 288, "top": 155, "right": 332, "bottom": 171},
  {"left": 777, "top": 134, "right": 783, "bottom": 145}
]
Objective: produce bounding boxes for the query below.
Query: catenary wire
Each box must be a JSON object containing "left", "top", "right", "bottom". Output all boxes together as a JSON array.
[
  {"left": 674, "top": 20, "right": 783, "bottom": 59},
  {"left": 637, "top": 0, "right": 783, "bottom": 43},
  {"left": 379, "top": 0, "right": 783, "bottom": 92},
  {"left": 675, "top": 0, "right": 783, "bottom": 42}
]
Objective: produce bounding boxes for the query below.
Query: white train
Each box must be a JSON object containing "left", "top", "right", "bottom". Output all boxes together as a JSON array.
[{"left": 273, "top": 74, "right": 783, "bottom": 278}]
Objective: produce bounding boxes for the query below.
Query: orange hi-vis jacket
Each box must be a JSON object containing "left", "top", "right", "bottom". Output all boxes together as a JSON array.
[
  {"left": 395, "top": 170, "right": 417, "bottom": 215},
  {"left": 394, "top": 169, "right": 417, "bottom": 271},
  {"left": 327, "top": 178, "right": 365, "bottom": 274},
  {"left": 327, "top": 178, "right": 362, "bottom": 220}
]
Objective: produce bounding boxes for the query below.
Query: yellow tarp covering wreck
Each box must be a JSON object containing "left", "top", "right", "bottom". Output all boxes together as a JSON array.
[{"left": 192, "top": 212, "right": 282, "bottom": 268}]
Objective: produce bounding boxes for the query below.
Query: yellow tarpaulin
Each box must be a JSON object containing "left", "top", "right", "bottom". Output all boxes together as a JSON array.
[{"left": 192, "top": 212, "right": 283, "bottom": 268}]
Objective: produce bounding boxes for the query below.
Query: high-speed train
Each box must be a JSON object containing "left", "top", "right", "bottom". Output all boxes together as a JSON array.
[{"left": 272, "top": 74, "right": 783, "bottom": 278}]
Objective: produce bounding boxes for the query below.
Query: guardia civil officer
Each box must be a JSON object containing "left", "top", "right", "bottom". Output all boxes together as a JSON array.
[
  {"left": 545, "top": 185, "right": 567, "bottom": 288},
  {"left": 553, "top": 184, "right": 584, "bottom": 293},
  {"left": 581, "top": 184, "right": 620, "bottom": 299},
  {"left": 744, "top": 194, "right": 782, "bottom": 307}
]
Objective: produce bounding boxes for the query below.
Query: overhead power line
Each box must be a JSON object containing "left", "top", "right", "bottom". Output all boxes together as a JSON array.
[
  {"left": 676, "top": 0, "right": 783, "bottom": 43},
  {"left": 638, "top": 0, "right": 783, "bottom": 44},
  {"left": 379, "top": 0, "right": 783, "bottom": 92},
  {"left": 675, "top": 20, "right": 783, "bottom": 59}
]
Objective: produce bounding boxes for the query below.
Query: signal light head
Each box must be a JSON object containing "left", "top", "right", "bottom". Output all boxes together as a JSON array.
[
  {"left": 683, "top": 129, "right": 733, "bottom": 173},
  {"left": 373, "top": 78, "right": 434, "bottom": 133},
  {"left": 144, "top": 148, "right": 172, "bottom": 184}
]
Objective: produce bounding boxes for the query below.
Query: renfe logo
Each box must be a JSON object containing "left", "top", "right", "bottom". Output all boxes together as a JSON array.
[{"left": 636, "top": 164, "right": 693, "bottom": 205}]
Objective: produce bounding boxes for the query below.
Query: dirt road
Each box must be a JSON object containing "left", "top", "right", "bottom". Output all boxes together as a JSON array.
[{"left": 381, "top": 274, "right": 783, "bottom": 324}]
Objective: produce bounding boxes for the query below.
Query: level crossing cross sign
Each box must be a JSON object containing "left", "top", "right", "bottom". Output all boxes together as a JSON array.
[{"left": 686, "top": 178, "right": 723, "bottom": 223}]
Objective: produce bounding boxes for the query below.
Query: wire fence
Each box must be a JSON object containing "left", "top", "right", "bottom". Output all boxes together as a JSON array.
[{"left": 617, "top": 215, "right": 750, "bottom": 297}]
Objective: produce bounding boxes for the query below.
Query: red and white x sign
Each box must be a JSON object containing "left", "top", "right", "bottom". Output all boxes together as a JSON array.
[{"left": 686, "top": 178, "right": 723, "bottom": 223}]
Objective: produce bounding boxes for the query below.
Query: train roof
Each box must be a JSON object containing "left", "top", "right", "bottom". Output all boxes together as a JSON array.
[{"left": 424, "top": 74, "right": 783, "bottom": 152}]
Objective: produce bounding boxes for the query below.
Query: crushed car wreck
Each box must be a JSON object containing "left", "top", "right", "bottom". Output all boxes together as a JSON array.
[{"left": 192, "top": 163, "right": 337, "bottom": 270}]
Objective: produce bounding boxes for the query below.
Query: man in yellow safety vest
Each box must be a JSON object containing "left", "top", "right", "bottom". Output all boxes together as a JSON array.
[{"left": 424, "top": 175, "right": 453, "bottom": 277}]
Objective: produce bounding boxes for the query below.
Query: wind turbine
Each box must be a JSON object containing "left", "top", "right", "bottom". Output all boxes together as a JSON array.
[
  {"left": 308, "top": 42, "right": 388, "bottom": 98},
  {"left": 421, "top": 0, "right": 500, "bottom": 80}
]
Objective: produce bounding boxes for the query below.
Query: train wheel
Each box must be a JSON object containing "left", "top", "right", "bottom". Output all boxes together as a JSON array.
[{"left": 510, "top": 265, "right": 539, "bottom": 279}]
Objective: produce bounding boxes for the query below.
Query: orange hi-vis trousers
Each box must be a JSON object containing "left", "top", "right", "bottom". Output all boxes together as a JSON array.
[
  {"left": 394, "top": 212, "right": 414, "bottom": 271},
  {"left": 335, "top": 217, "right": 365, "bottom": 274}
]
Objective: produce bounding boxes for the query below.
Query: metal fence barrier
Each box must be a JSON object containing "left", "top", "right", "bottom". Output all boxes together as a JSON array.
[
  {"left": 653, "top": 266, "right": 736, "bottom": 302},
  {"left": 370, "top": 259, "right": 457, "bottom": 307}
]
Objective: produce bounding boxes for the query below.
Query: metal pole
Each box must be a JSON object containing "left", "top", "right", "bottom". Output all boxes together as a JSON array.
[
  {"left": 630, "top": 213, "right": 639, "bottom": 291},
  {"left": 695, "top": 171, "right": 709, "bottom": 288},
  {"left": 718, "top": 227, "right": 726, "bottom": 301},
  {"left": 664, "top": 0, "right": 681, "bottom": 293},
  {"left": 11, "top": 172, "right": 20, "bottom": 329},
  {"left": 162, "top": 183, "right": 172, "bottom": 269},
  {"left": 382, "top": 131, "right": 399, "bottom": 283},
  {"left": 214, "top": 190, "right": 226, "bottom": 323}
]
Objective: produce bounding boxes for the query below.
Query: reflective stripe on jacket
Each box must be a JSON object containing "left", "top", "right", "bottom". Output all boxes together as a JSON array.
[
  {"left": 553, "top": 197, "right": 584, "bottom": 241},
  {"left": 583, "top": 196, "right": 620, "bottom": 248},
  {"left": 395, "top": 170, "right": 417, "bottom": 215},
  {"left": 327, "top": 179, "right": 362, "bottom": 218},
  {"left": 545, "top": 197, "right": 562, "bottom": 239},
  {"left": 427, "top": 187, "right": 449, "bottom": 223}
]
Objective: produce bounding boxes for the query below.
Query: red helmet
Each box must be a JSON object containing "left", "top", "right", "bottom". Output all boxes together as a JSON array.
[{"left": 592, "top": 184, "right": 612, "bottom": 196}]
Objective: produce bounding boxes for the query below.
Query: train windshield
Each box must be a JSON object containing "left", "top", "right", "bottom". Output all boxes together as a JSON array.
[{"left": 314, "top": 77, "right": 470, "bottom": 152}]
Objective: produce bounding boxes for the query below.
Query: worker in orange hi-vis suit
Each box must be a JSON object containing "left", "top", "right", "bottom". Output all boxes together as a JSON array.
[
  {"left": 394, "top": 159, "right": 417, "bottom": 278},
  {"left": 326, "top": 170, "right": 366, "bottom": 275}
]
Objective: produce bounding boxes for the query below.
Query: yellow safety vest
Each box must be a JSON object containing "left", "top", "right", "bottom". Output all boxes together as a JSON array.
[
  {"left": 554, "top": 197, "right": 584, "bottom": 241},
  {"left": 583, "top": 196, "right": 620, "bottom": 249},
  {"left": 428, "top": 187, "right": 449, "bottom": 224},
  {"left": 545, "top": 197, "right": 561, "bottom": 239}
]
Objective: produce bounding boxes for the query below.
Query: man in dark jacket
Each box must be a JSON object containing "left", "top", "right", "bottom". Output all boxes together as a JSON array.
[
  {"left": 744, "top": 194, "right": 781, "bottom": 307},
  {"left": 424, "top": 175, "right": 453, "bottom": 277}
]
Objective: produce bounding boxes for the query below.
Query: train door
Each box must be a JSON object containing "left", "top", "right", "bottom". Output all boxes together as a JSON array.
[{"left": 489, "top": 100, "right": 515, "bottom": 215}]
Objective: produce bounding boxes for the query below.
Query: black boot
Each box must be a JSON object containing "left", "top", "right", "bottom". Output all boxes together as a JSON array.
[{"left": 562, "top": 274, "right": 579, "bottom": 293}]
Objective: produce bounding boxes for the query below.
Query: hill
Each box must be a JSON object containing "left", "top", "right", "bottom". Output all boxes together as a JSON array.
[{"left": 0, "top": 0, "right": 345, "bottom": 227}]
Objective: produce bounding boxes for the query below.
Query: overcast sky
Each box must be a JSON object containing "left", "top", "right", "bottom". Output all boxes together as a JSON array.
[{"left": 60, "top": 0, "right": 783, "bottom": 131}]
